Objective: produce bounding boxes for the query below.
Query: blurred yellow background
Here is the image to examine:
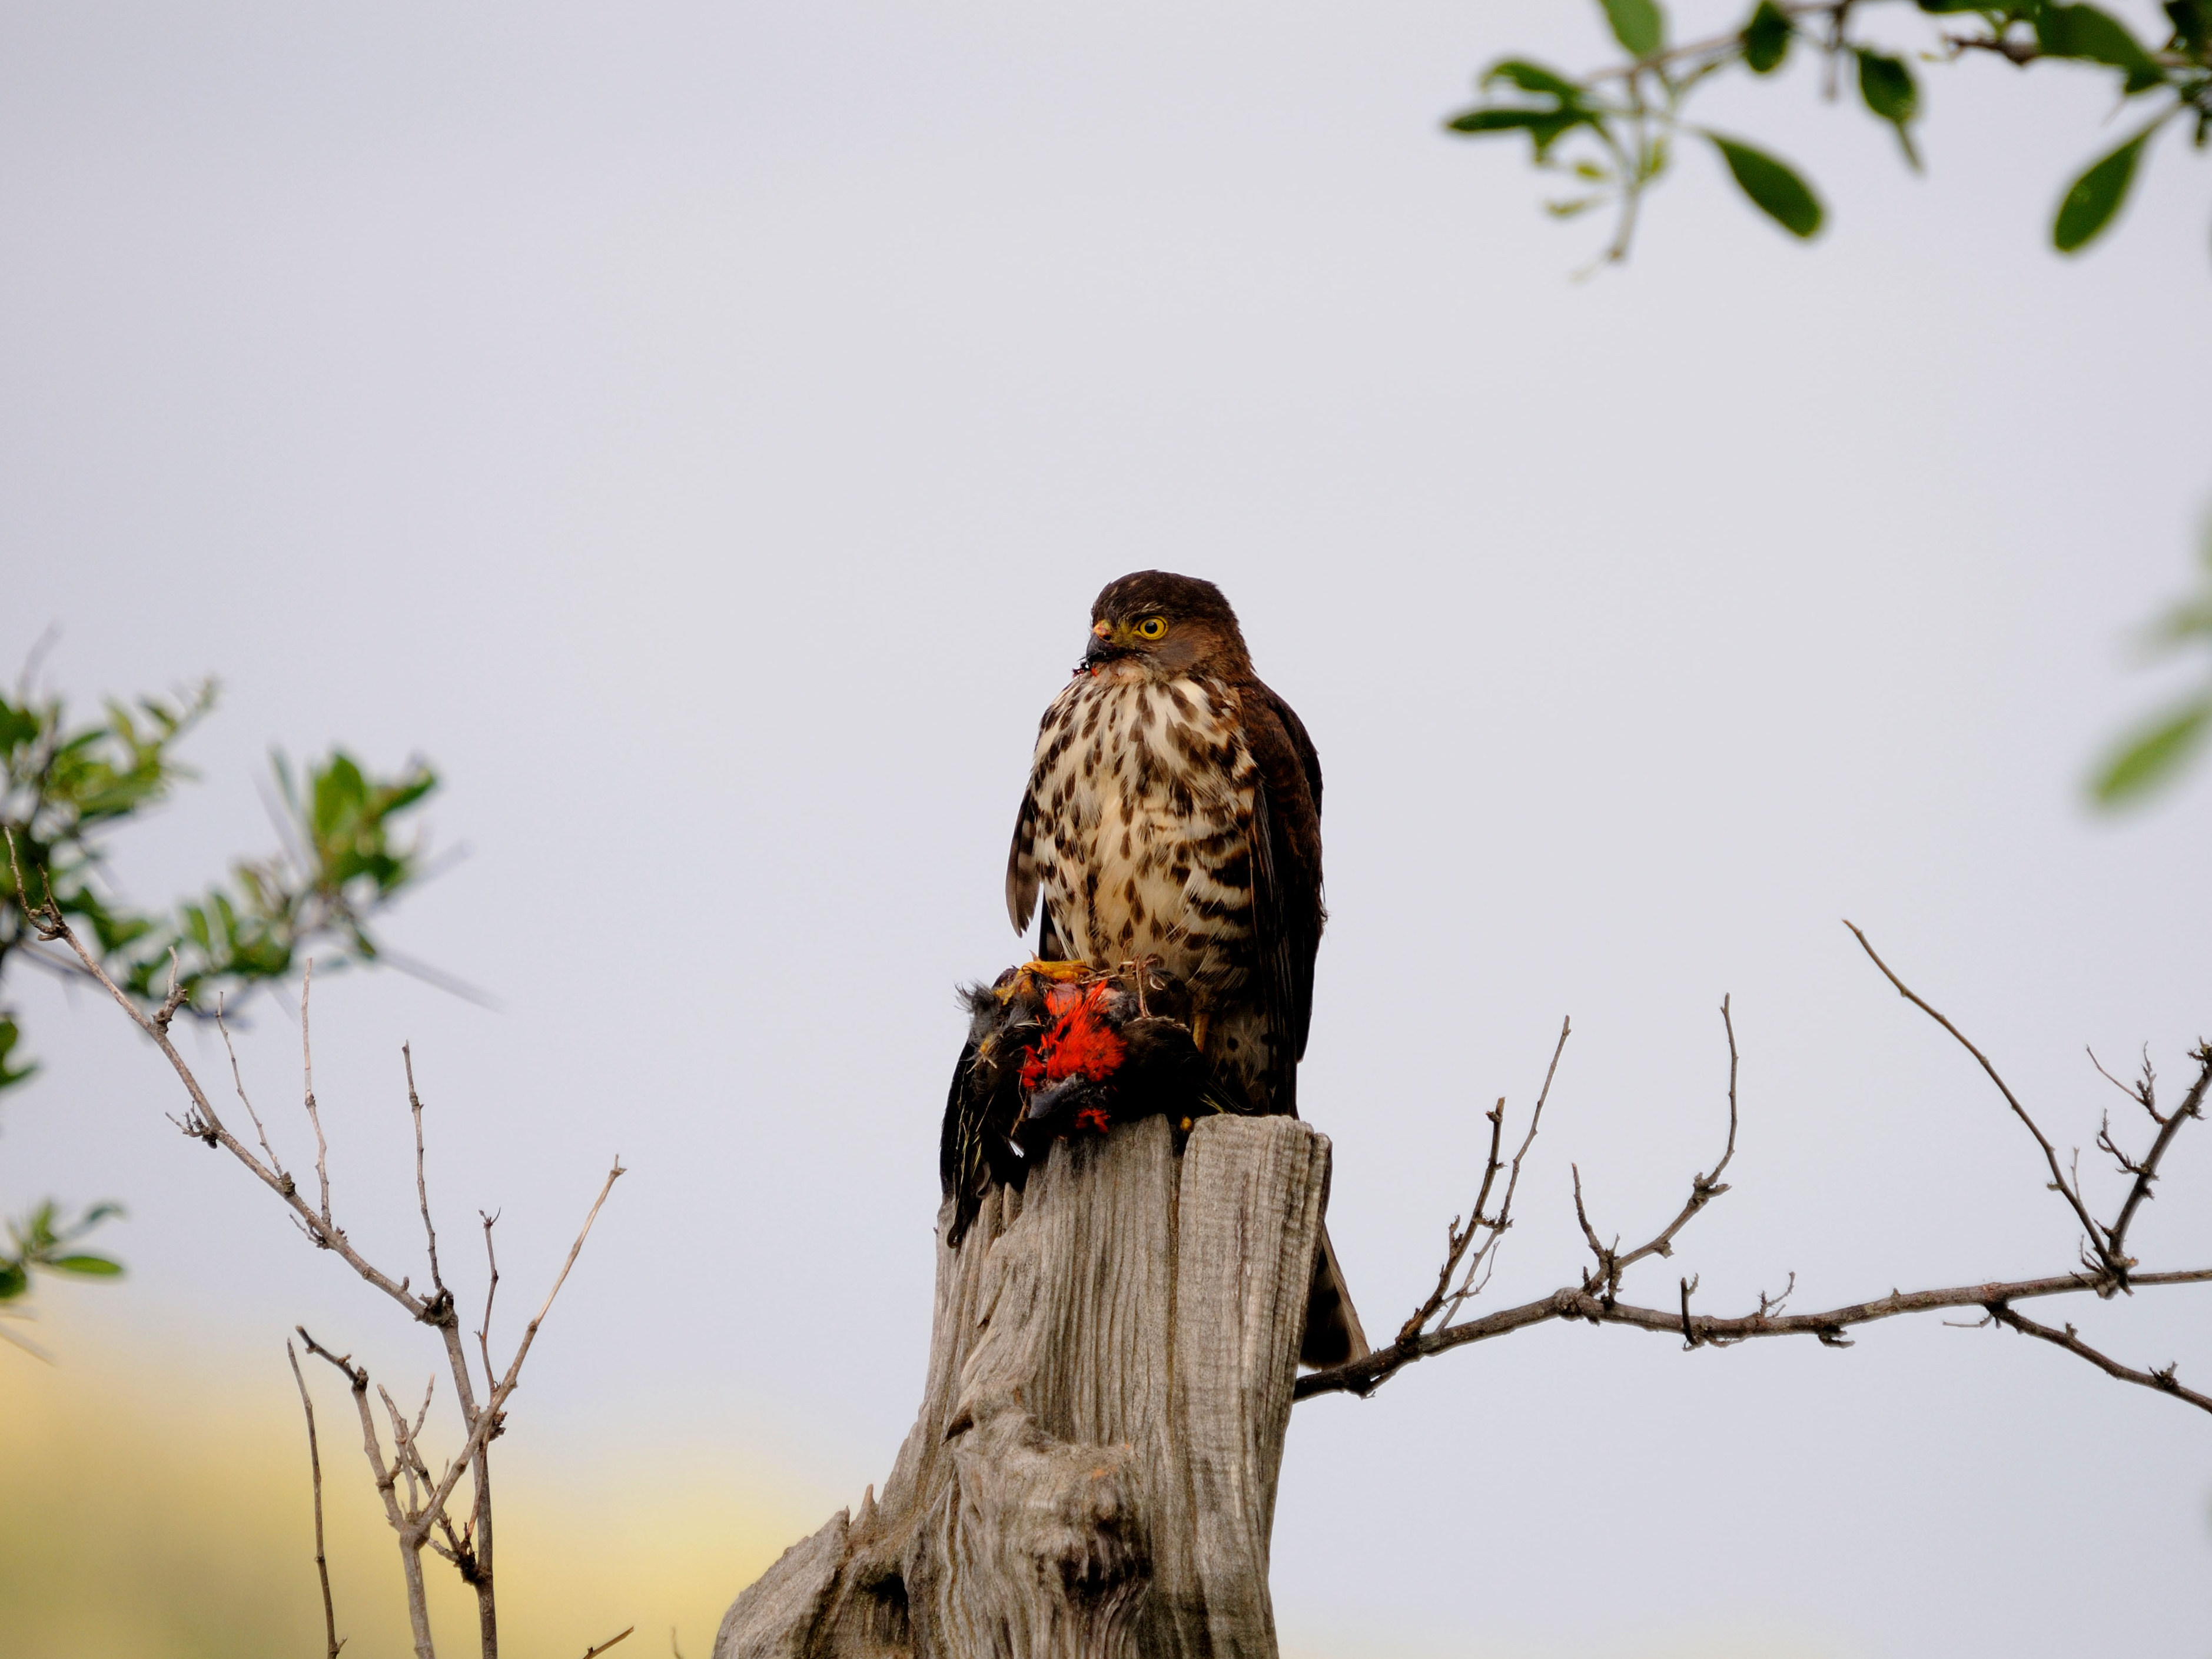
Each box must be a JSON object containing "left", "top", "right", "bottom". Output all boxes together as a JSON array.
[
  {"left": 0, "top": 1297, "right": 1851, "bottom": 1659},
  {"left": 0, "top": 1298, "right": 821, "bottom": 1659}
]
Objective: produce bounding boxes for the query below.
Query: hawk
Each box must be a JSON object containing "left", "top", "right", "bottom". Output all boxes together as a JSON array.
[
  {"left": 998, "top": 570, "right": 1365, "bottom": 1366},
  {"left": 1004, "top": 570, "right": 1323, "bottom": 1119}
]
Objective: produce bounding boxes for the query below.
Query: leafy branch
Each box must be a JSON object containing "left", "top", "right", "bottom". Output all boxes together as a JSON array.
[
  {"left": 1447, "top": 0, "right": 2212, "bottom": 267},
  {"left": 0, "top": 650, "right": 452, "bottom": 1337},
  {"left": 0, "top": 674, "right": 449, "bottom": 1098},
  {"left": 0, "top": 1198, "right": 124, "bottom": 1357}
]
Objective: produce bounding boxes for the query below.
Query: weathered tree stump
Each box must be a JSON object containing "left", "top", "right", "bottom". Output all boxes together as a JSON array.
[{"left": 714, "top": 1113, "right": 1330, "bottom": 1659}]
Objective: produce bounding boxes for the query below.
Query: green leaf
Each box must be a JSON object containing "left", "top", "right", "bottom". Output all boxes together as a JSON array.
[
  {"left": 1600, "top": 0, "right": 1665, "bottom": 58},
  {"left": 0, "top": 697, "right": 40, "bottom": 751},
  {"left": 2093, "top": 696, "right": 2212, "bottom": 803},
  {"left": 2038, "top": 4, "right": 2165, "bottom": 82},
  {"left": 0, "top": 1017, "right": 34, "bottom": 1093},
  {"left": 1484, "top": 59, "right": 1589, "bottom": 100},
  {"left": 1452, "top": 63, "right": 1607, "bottom": 163},
  {"left": 1447, "top": 108, "right": 1587, "bottom": 149},
  {"left": 0, "top": 1262, "right": 25, "bottom": 1302},
  {"left": 48, "top": 1253, "right": 122, "bottom": 1276},
  {"left": 1744, "top": 2, "right": 1792, "bottom": 72},
  {"left": 2053, "top": 128, "right": 2152, "bottom": 251},
  {"left": 1708, "top": 135, "right": 1825, "bottom": 237},
  {"left": 1856, "top": 50, "right": 1922, "bottom": 168}
]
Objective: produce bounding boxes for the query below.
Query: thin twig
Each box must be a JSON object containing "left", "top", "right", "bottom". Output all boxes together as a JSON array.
[
  {"left": 1608, "top": 995, "right": 1741, "bottom": 1283},
  {"left": 302, "top": 959, "right": 335, "bottom": 1231},
  {"left": 1569, "top": 1163, "right": 1613, "bottom": 1296},
  {"left": 581, "top": 1629, "right": 636, "bottom": 1659},
  {"left": 1987, "top": 1302, "right": 2212, "bottom": 1417},
  {"left": 404, "top": 1043, "right": 447, "bottom": 1302},
  {"left": 381, "top": 1384, "right": 427, "bottom": 1514},
  {"left": 478, "top": 1210, "right": 503, "bottom": 1392},
  {"left": 220, "top": 996, "right": 291, "bottom": 1189},
  {"left": 1845, "top": 922, "right": 2113, "bottom": 1272},
  {"left": 287, "top": 1339, "right": 346, "bottom": 1659},
  {"left": 2087, "top": 1045, "right": 2161, "bottom": 1122}
]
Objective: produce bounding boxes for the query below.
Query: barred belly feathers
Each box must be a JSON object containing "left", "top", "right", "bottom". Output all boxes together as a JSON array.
[{"left": 1016, "top": 671, "right": 1258, "bottom": 998}]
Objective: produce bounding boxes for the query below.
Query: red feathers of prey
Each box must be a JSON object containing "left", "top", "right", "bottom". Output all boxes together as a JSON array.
[{"left": 1018, "top": 982, "right": 1128, "bottom": 1095}]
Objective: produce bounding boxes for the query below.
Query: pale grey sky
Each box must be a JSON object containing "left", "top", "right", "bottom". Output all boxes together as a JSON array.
[{"left": 4, "top": 2, "right": 2210, "bottom": 1655}]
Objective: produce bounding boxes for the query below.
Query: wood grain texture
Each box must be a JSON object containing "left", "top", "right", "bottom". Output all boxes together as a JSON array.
[{"left": 713, "top": 1115, "right": 1330, "bottom": 1659}]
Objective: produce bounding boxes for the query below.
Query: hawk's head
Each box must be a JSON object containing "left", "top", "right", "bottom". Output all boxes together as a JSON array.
[{"left": 1082, "top": 570, "right": 1251, "bottom": 680}]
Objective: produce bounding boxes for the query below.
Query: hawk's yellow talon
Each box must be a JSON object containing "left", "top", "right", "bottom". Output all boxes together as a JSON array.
[{"left": 1019, "top": 959, "right": 1091, "bottom": 983}]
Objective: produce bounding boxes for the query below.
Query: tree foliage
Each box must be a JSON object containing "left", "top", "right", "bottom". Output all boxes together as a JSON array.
[
  {"left": 1448, "top": 2, "right": 2212, "bottom": 807},
  {"left": 0, "top": 667, "right": 441, "bottom": 1317},
  {"left": 1446, "top": 1, "right": 2212, "bottom": 266}
]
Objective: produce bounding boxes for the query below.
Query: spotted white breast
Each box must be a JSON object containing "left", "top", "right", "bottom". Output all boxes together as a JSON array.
[{"left": 1012, "top": 667, "right": 1258, "bottom": 998}]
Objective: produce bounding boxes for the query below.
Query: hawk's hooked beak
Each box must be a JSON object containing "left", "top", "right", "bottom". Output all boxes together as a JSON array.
[{"left": 1082, "top": 624, "right": 1132, "bottom": 670}]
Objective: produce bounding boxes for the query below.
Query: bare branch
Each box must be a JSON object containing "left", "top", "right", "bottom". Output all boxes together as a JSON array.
[
  {"left": 1988, "top": 1302, "right": 2212, "bottom": 1417},
  {"left": 1399, "top": 1015, "right": 1570, "bottom": 1343},
  {"left": 1302, "top": 992, "right": 2212, "bottom": 1409},
  {"left": 1845, "top": 922, "right": 2113, "bottom": 1272},
  {"left": 581, "top": 1629, "right": 636, "bottom": 1659},
  {"left": 2, "top": 866, "right": 431, "bottom": 1315},
  {"left": 11, "top": 823, "right": 619, "bottom": 1659},
  {"left": 286, "top": 1339, "right": 347, "bottom": 1659},
  {"left": 1297, "top": 1266, "right": 2212, "bottom": 1401},
  {"left": 2107, "top": 1043, "right": 2211, "bottom": 1267},
  {"left": 299, "top": 1328, "right": 437, "bottom": 1659},
  {"left": 408, "top": 1160, "right": 626, "bottom": 1546},
  {"left": 1400, "top": 1096, "right": 1504, "bottom": 1345}
]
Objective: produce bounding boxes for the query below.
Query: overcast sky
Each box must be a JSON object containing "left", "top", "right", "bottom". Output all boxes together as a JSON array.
[{"left": 4, "top": 3, "right": 2211, "bottom": 1655}]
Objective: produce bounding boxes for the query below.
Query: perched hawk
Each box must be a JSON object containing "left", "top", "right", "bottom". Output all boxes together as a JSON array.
[
  {"left": 998, "top": 570, "right": 1364, "bottom": 1366},
  {"left": 1005, "top": 570, "right": 1324, "bottom": 1119}
]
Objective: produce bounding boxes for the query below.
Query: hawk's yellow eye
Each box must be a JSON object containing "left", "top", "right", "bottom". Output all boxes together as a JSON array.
[{"left": 1137, "top": 616, "right": 1168, "bottom": 640}]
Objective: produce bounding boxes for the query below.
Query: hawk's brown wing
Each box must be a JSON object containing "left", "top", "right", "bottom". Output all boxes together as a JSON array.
[
  {"left": 1004, "top": 790, "right": 1069, "bottom": 960},
  {"left": 1005, "top": 699, "right": 1072, "bottom": 959},
  {"left": 1241, "top": 675, "right": 1325, "bottom": 1111}
]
